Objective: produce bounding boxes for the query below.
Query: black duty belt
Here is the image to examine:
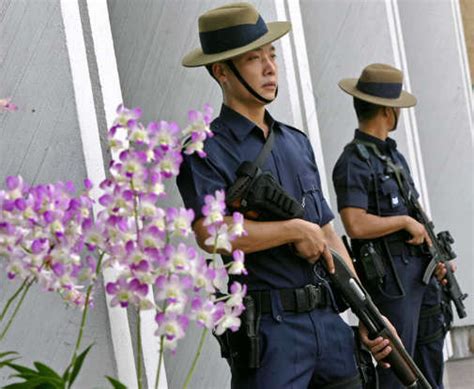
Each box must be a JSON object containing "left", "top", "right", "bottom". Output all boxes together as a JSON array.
[
  {"left": 384, "top": 240, "right": 424, "bottom": 257},
  {"left": 249, "top": 284, "right": 328, "bottom": 314},
  {"left": 378, "top": 230, "right": 424, "bottom": 257}
]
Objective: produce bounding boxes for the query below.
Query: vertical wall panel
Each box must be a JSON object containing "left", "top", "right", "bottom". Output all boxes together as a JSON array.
[{"left": 398, "top": 0, "right": 474, "bottom": 326}]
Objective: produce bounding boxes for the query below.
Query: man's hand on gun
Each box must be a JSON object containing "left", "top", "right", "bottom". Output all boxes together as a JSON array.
[
  {"left": 404, "top": 216, "right": 432, "bottom": 246},
  {"left": 358, "top": 316, "right": 398, "bottom": 369},
  {"left": 292, "top": 219, "right": 335, "bottom": 273},
  {"left": 435, "top": 260, "right": 457, "bottom": 285}
]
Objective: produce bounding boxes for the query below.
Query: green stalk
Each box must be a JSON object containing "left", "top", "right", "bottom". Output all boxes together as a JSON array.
[
  {"left": 0, "top": 278, "right": 33, "bottom": 341},
  {"left": 182, "top": 241, "right": 218, "bottom": 388},
  {"left": 130, "top": 180, "right": 143, "bottom": 389},
  {"left": 0, "top": 278, "right": 28, "bottom": 322},
  {"left": 66, "top": 252, "right": 105, "bottom": 388},
  {"left": 154, "top": 336, "right": 165, "bottom": 389},
  {"left": 136, "top": 307, "right": 143, "bottom": 389},
  {"left": 130, "top": 180, "right": 141, "bottom": 242},
  {"left": 183, "top": 328, "right": 208, "bottom": 389}
]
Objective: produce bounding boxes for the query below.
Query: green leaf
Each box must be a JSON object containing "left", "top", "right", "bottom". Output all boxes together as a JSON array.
[
  {"left": 106, "top": 376, "right": 128, "bottom": 389},
  {"left": 3, "top": 376, "right": 63, "bottom": 388},
  {"left": 2, "top": 383, "right": 32, "bottom": 389},
  {"left": 34, "top": 362, "right": 62, "bottom": 380},
  {"left": 5, "top": 362, "right": 37, "bottom": 378},
  {"left": 68, "top": 344, "right": 93, "bottom": 386},
  {"left": 0, "top": 351, "right": 18, "bottom": 359},
  {"left": 62, "top": 365, "right": 70, "bottom": 382},
  {"left": 0, "top": 357, "right": 19, "bottom": 369},
  {"left": 0, "top": 351, "right": 20, "bottom": 370}
]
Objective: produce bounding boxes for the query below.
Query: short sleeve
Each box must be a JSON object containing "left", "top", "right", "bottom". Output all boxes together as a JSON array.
[
  {"left": 304, "top": 136, "right": 335, "bottom": 226},
  {"left": 176, "top": 153, "right": 229, "bottom": 221},
  {"left": 332, "top": 150, "right": 371, "bottom": 211}
]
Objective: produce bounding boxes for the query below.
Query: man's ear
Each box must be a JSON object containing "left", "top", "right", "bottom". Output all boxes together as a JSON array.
[
  {"left": 212, "top": 62, "right": 227, "bottom": 84},
  {"left": 382, "top": 106, "right": 391, "bottom": 118}
]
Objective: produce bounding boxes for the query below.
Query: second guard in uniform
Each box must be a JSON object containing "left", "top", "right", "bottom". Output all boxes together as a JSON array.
[{"left": 332, "top": 63, "right": 453, "bottom": 389}]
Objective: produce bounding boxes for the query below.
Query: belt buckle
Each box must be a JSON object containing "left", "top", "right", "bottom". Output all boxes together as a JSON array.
[{"left": 304, "top": 284, "right": 320, "bottom": 312}]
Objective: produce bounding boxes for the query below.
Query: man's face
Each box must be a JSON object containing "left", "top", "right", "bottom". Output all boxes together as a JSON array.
[{"left": 226, "top": 43, "right": 278, "bottom": 103}]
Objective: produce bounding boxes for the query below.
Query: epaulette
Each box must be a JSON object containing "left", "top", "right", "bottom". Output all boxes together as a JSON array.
[
  {"left": 277, "top": 121, "right": 307, "bottom": 137},
  {"left": 344, "top": 140, "right": 370, "bottom": 162}
]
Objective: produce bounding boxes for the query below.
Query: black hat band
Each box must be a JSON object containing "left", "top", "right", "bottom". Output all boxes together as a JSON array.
[
  {"left": 199, "top": 16, "right": 268, "bottom": 55},
  {"left": 356, "top": 80, "right": 402, "bottom": 99}
]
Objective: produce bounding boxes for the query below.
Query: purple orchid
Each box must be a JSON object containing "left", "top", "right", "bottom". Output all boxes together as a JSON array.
[
  {"left": 155, "top": 311, "right": 189, "bottom": 351},
  {"left": 229, "top": 212, "right": 247, "bottom": 240},
  {"left": 113, "top": 104, "right": 142, "bottom": 128},
  {"left": 190, "top": 296, "right": 216, "bottom": 329},
  {"left": 204, "top": 223, "right": 232, "bottom": 253},
  {"left": 166, "top": 207, "right": 194, "bottom": 237},
  {"left": 202, "top": 189, "right": 227, "bottom": 226},
  {"left": 0, "top": 97, "right": 18, "bottom": 112},
  {"left": 152, "top": 120, "right": 180, "bottom": 151},
  {"left": 228, "top": 249, "right": 247, "bottom": 275}
]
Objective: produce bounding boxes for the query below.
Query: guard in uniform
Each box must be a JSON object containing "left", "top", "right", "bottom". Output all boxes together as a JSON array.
[
  {"left": 177, "top": 3, "right": 391, "bottom": 388},
  {"left": 332, "top": 63, "right": 449, "bottom": 388}
]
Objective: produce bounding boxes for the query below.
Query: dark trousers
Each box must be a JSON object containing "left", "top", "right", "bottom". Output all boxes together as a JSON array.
[
  {"left": 415, "top": 277, "right": 445, "bottom": 389},
  {"left": 372, "top": 254, "right": 444, "bottom": 389},
  {"left": 230, "top": 303, "right": 361, "bottom": 389}
]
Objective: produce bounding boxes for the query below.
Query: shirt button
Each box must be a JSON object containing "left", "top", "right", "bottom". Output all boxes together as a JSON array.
[{"left": 275, "top": 315, "right": 282, "bottom": 322}]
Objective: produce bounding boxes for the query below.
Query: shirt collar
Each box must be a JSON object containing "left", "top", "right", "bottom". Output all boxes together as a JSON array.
[
  {"left": 354, "top": 129, "right": 397, "bottom": 152},
  {"left": 217, "top": 104, "right": 277, "bottom": 142}
]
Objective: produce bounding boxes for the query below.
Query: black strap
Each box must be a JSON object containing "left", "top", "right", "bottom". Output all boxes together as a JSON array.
[
  {"left": 351, "top": 139, "right": 406, "bottom": 299},
  {"left": 254, "top": 124, "right": 274, "bottom": 168},
  {"left": 419, "top": 304, "right": 442, "bottom": 319},
  {"left": 416, "top": 327, "right": 445, "bottom": 345},
  {"left": 225, "top": 60, "right": 277, "bottom": 104},
  {"left": 352, "top": 139, "right": 413, "bottom": 206}
]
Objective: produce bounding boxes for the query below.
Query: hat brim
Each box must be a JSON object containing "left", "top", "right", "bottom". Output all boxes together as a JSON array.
[
  {"left": 182, "top": 21, "right": 291, "bottom": 67},
  {"left": 338, "top": 78, "right": 417, "bottom": 108}
]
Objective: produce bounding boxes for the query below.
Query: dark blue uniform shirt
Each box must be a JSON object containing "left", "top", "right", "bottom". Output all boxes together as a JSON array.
[
  {"left": 332, "top": 129, "right": 418, "bottom": 216},
  {"left": 177, "top": 104, "right": 334, "bottom": 290}
]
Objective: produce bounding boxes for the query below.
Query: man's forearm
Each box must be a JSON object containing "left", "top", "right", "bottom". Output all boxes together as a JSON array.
[
  {"left": 194, "top": 216, "right": 302, "bottom": 254},
  {"left": 322, "top": 222, "right": 359, "bottom": 277},
  {"left": 341, "top": 208, "right": 409, "bottom": 240}
]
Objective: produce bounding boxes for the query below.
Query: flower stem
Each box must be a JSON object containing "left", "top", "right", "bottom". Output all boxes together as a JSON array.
[
  {"left": 136, "top": 307, "right": 143, "bottom": 389},
  {"left": 183, "top": 327, "right": 207, "bottom": 389},
  {"left": 0, "top": 278, "right": 28, "bottom": 322},
  {"left": 131, "top": 180, "right": 141, "bottom": 242},
  {"left": 0, "top": 278, "right": 33, "bottom": 341},
  {"left": 131, "top": 180, "right": 143, "bottom": 389},
  {"left": 66, "top": 251, "right": 105, "bottom": 388},
  {"left": 154, "top": 336, "right": 164, "bottom": 389}
]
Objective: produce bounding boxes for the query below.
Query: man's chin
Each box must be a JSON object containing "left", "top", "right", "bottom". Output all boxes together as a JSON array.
[{"left": 259, "top": 91, "right": 277, "bottom": 102}]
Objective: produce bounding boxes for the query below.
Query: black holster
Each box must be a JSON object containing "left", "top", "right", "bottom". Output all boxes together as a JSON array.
[{"left": 214, "top": 295, "right": 261, "bottom": 369}]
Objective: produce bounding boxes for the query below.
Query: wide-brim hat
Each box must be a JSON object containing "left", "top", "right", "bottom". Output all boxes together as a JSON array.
[
  {"left": 182, "top": 2, "right": 291, "bottom": 67},
  {"left": 338, "top": 63, "right": 417, "bottom": 107}
]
